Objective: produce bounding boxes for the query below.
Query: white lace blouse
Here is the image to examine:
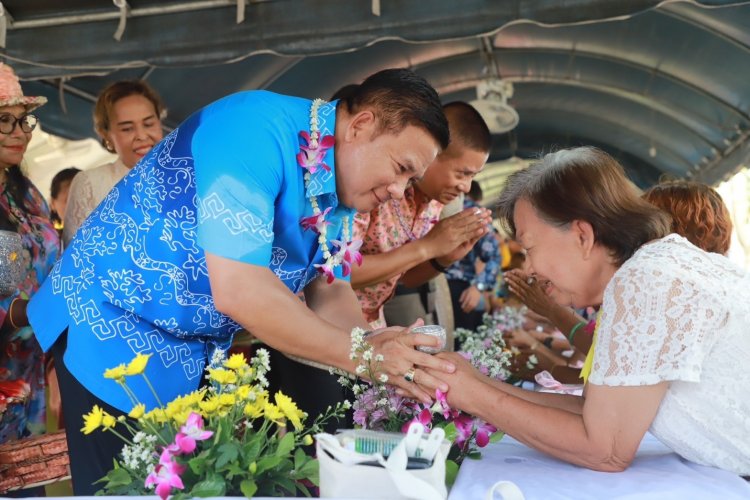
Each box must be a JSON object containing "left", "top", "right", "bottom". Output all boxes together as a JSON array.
[
  {"left": 62, "top": 159, "right": 130, "bottom": 246},
  {"left": 590, "top": 234, "right": 750, "bottom": 475}
]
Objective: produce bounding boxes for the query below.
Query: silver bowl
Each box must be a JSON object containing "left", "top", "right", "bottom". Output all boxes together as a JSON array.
[
  {"left": 0, "top": 230, "right": 25, "bottom": 297},
  {"left": 411, "top": 325, "right": 447, "bottom": 354}
]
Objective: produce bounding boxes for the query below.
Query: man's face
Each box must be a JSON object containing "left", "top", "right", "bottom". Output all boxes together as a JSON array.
[
  {"left": 335, "top": 110, "right": 440, "bottom": 212},
  {"left": 415, "top": 140, "right": 488, "bottom": 204}
]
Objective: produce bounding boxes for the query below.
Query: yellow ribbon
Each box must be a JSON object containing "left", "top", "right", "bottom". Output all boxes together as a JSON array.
[{"left": 579, "top": 310, "right": 602, "bottom": 384}]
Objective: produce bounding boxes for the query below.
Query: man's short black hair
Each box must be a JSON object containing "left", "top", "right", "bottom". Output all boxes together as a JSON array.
[
  {"left": 443, "top": 102, "right": 491, "bottom": 153},
  {"left": 337, "top": 68, "right": 449, "bottom": 150}
]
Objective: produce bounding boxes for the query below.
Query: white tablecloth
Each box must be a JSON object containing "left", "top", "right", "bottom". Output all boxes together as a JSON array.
[{"left": 449, "top": 433, "right": 750, "bottom": 500}]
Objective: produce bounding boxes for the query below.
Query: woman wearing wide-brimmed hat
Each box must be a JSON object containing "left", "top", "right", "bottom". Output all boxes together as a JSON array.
[{"left": 0, "top": 62, "right": 61, "bottom": 444}]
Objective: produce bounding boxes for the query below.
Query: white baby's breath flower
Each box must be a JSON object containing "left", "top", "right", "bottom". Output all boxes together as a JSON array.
[
  {"left": 378, "top": 373, "right": 388, "bottom": 383},
  {"left": 355, "top": 364, "right": 366, "bottom": 375},
  {"left": 341, "top": 400, "right": 352, "bottom": 410},
  {"left": 375, "top": 354, "right": 384, "bottom": 362}
]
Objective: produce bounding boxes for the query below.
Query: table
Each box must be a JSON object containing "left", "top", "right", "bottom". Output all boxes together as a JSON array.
[{"left": 449, "top": 433, "right": 750, "bottom": 499}]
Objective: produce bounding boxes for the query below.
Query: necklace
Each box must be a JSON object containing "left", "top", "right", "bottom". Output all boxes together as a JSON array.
[{"left": 298, "top": 99, "right": 362, "bottom": 284}]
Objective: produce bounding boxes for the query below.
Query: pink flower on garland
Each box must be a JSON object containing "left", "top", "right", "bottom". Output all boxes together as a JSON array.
[
  {"left": 453, "top": 413, "right": 496, "bottom": 449},
  {"left": 173, "top": 412, "right": 213, "bottom": 454},
  {"left": 300, "top": 207, "right": 332, "bottom": 234},
  {"left": 297, "top": 131, "right": 334, "bottom": 174},
  {"left": 314, "top": 262, "right": 336, "bottom": 284},
  {"left": 145, "top": 449, "right": 186, "bottom": 500},
  {"left": 332, "top": 238, "right": 363, "bottom": 277}
]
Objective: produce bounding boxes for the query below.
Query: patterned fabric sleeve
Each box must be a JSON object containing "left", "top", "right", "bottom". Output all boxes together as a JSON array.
[
  {"left": 474, "top": 231, "right": 500, "bottom": 288},
  {"left": 589, "top": 253, "right": 726, "bottom": 386}
]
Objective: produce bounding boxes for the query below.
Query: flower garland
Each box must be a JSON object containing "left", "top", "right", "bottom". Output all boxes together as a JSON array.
[{"left": 298, "top": 98, "right": 362, "bottom": 284}]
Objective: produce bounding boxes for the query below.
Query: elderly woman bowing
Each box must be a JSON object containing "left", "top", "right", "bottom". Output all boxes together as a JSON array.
[{"left": 431, "top": 146, "right": 749, "bottom": 475}]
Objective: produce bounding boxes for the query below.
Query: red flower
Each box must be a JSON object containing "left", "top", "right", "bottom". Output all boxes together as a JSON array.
[{"left": 300, "top": 207, "right": 332, "bottom": 234}]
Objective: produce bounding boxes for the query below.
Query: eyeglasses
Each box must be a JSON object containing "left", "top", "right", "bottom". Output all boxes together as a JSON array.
[{"left": 0, "top": 113, "right": 39, "bottom": 135}]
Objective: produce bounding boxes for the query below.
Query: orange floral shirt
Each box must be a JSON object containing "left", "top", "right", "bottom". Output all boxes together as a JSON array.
[{"left": 353, "top": 187, "right": 443, "bottom": 326}]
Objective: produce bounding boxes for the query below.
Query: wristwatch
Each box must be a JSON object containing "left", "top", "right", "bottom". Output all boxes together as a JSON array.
[{"left": 475, "top": 282, "right": 487, "bottom": 292}]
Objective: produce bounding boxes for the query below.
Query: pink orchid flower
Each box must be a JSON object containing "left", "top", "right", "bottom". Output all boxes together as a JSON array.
[
  {"left": 332, "top": 238, "right": 363, "bottom": 277},
  {"left": 300, "top": 206, "right": 332, "bottom": 234},
  {"left": 297, "top": 131, "right": 334, "bottom": 174},
  {"left": 453, "top": 413, "right": 475, "bottom": 450},
  {"left": 402, "top": 407, "right": 433, "bottom": 433},
  {"left": 145, "top": 449, "right": 186, "bottom": 500},
  {"left": 173, "top": 412, "right": 213, "bottom": 454},
  {"left": 474, "top": 420, "right": 497, "bottom": 448},
  {"left": 314, "top": 262, "right": 336, "bottom": 284}
]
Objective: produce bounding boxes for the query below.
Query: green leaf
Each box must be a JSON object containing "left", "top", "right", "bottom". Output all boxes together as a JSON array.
[
  {"left": 256, "top": 455, "right": 282, "bottom": 474},
  {"left": 443, "top": 422, "right": 457, "bottom": 443},
  {"left": 240, "top": 479, "right": 258, "bottom": 498},
  {"left": 216, "top": 442, "right": 240, "bottom": 469},
  {"left": 242, "top": 437, "right": 262, "bottom": 463},
  {"left": 275, "top": 432, "right": 295, "bottom": 458},
  {"left": 293, "top": 447, "right": 306, "bottom": 469},
  {"left": 276, "top": 477, "right": 298, "bottom": 494},
  {"left": 296, "top": 458, "right": 319, "bottom": 481},
  {"left": 489, "top": 431, "right": 505, "bottom": 444},
  {"left": 190, "top": 475, "right": 227, "bottom": 497},
  {"left": 445, "top": 459, "right": 460, "bottom": 487},
  {"left": 100, "top": 467, "right": 132, "bottom": 488},
  {"left": 188, "top": 453, "right": 209, "bottom": 476},
  {"left": 467, "top": 451, "right": 482, "bottom": 460}
]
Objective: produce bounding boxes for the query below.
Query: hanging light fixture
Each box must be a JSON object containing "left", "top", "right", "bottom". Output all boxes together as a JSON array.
[{"left": 470, "top": 37, "right": 519, "bottom": 134}]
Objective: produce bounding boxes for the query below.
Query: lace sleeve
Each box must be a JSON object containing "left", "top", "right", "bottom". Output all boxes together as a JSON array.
[
  {"left": 589, "top": 255, "right": 728, "bottom": 386},
  {"left": 63, "top": 170, "right": 97, "bottom": 247}
]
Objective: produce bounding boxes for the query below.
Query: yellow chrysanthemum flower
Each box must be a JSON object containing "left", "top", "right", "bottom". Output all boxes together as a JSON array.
[
  {"left": 173, "top": 409, "right": 193, "bottom": 426},
  {"left": 144, "top": 408, "right": 168, "bottom": 424},
  {"left": 219, "top": 393, "right": 236, "bottom": 407},
  {"left": 199, "top": 397, "right": 220, "bottom": 415},
  {"left": 263, "top": 402, "right": 285, "bottom": 425},
  {"left": 274, "top": 392, "right": 306, "bottom": 431},
  {"left": 128, "top": 404, "right": 145, "bottom": 420},
  {"left": 208, "top": 368, "right": 237, "bottom": 385},
  {"left": 235, "top": 384, "right": 252, "bottom": 400},
  {"left": 81, "top": 405, "right": 104, "bottom": 434},
  {"left": 224, "top": 353, "right": 249, "bottom": 371},
  {"left": 102, "top": 413, "right": 117, "bottom": 429},
  {"left": 243, "top": 402, "right": 264, "bottom": 419},
  {"left": 125, "top": 353, "right": 151, "bottom": 376},
  {"left": 103, "top": 364, "right": 127, "bottom": 382}
]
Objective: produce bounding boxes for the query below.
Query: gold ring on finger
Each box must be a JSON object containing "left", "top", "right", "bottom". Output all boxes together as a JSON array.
[{"left": 403, "top": 367, "right": 416, "bottom": 383}]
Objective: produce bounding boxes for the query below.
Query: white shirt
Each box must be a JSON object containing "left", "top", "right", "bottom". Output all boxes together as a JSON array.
[
  {"left": 63, "top": 159, "right": 130, "bottom": 246},
  {"left": 590, "top": 234, "right": 750, "bottom": 475}
]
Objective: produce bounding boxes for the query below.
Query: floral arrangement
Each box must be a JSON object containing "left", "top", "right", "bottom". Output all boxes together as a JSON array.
[
  {"left": 455, "top": 307, "right": 538, "bottom": 381},
  {"left": 84, "top": 349, "right": 346, "bottom": 499},
  {"left": 334, "top": 327, "right": 507, "bottom": 485}
]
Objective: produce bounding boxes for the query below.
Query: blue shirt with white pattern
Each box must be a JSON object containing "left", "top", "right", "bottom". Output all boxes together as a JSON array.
[{"left": 28, "top": 92, "right": 354, "bottom": 412}]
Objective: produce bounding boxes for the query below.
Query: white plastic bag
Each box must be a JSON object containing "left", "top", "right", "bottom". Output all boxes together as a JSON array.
[{"left": 316, "top": 432, "right": 450, "bottom": 500}]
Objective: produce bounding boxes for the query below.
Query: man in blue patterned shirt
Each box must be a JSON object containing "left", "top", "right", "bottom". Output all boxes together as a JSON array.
[
  {"left": 445, "top": 181, "right": 501, "bottom": 331},
  {"left": 28, "top": 69, "right": 459, "bottom": 494}
]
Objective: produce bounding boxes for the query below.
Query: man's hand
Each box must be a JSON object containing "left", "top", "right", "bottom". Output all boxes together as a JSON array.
[
  {"left": 366, "top": 321, "right": 456, "bottom": 404},
  {"left": 421, "top": 207, "right": 491, "bottom": 261}
]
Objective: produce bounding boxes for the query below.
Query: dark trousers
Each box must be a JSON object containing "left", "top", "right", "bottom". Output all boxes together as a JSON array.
[
  {"left": 266, "top": 347, "right": 352, "bottom": 434},
  {"left": 447, "top": 279, "right": 484, "bottom": 334},
  {"left": 50, "top": 333, "right": 126, "bottom": 496}
]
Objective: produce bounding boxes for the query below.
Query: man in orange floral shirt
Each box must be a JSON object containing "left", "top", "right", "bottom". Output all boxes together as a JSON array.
[{"left": 352, "top": 102, "right": 492, "bottom": 328}]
